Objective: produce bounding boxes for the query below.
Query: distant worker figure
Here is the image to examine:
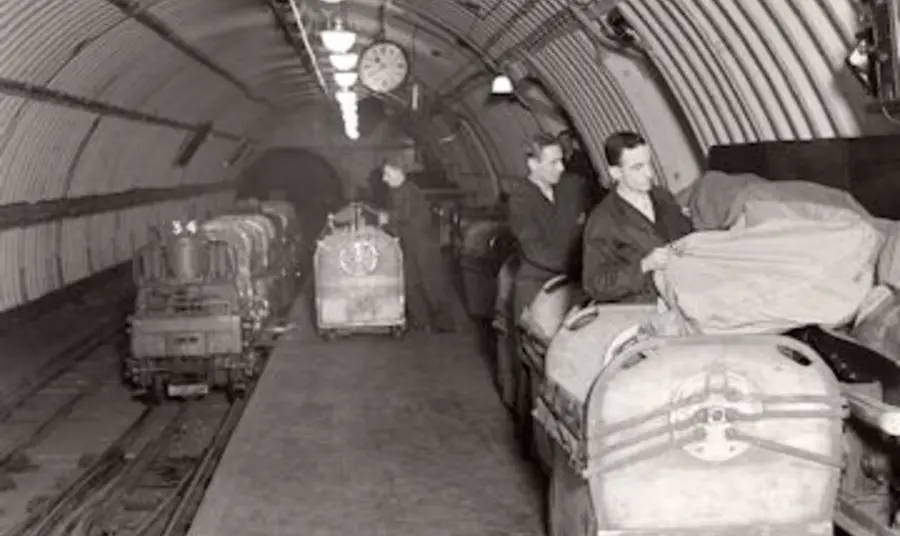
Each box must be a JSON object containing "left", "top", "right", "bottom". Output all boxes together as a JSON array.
[
  {"left": 365, "top": 163, "right": 391, "bottom": 210},
  {"left": 558, "top": 129, "right": 608, "bottom": 207},
  {"left": 582, "top": 131, "right": 693, "bottom": 304},
  {"left": 508, "top": 133, "right": 592, "bottom": 321},
  {"left": 378, "top": 156, "right": 459, "bottom": 333}
]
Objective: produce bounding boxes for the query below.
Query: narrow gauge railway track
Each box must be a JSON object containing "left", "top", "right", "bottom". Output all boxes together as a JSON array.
[
  {"left": 8, "top": 405, "right": 186, "bottom": 536},
  {"left": 0, "top": 303, "right": 130, "bottom": 423},
  {"left": 53, "top": 396, "right": 246, "bottom": 536},
  {"left": 0, "top": 294, "right": 138, "bottom": 533},
  {"left": 0, "top": 343, "right": 126, "bottom": 480},
  {"left": 9, "top": 303, "right": 295, "bottom": 536}
]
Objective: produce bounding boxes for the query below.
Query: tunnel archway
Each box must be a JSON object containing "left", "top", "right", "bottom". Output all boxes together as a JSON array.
[{"left": 236, "top": 147, "right": 346, "bottom": 243}]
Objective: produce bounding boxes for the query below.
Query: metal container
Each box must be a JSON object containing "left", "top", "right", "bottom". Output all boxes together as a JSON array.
[
  {"left": 588, "top": 335, "right": 841, "bottom": 534},
  {"left": 538, "top": 307, "right": 842, "bottom": 535},
  {"left": 166, "top": 235, "right": 206, "bottom": 280},
  {"left": 314, "top": 203, "right": 406, "bottom": 337}
]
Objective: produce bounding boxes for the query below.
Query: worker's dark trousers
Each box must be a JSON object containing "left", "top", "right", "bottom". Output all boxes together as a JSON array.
[
  {"left": 403, "top": 240, "right": 458, "bottom": 331},
  {"left": 502, "top": 262, "right": 556, "bottom": 416}
]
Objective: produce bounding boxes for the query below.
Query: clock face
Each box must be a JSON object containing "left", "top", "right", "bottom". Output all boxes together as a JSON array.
[{"left": 358, "top": 41, "right": 409, "bottom": 94}]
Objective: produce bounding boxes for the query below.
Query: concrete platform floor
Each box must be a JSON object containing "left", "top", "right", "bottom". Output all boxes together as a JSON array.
[{"left": 187, "top": 293, "right": 545, "bottom": 536}]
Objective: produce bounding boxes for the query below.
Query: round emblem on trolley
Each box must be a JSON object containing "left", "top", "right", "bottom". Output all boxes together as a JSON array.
[
  {"left": 338, "top": 240, "right": 380, "bottom": 276},
  {"left": 668, "top": 366, "right": 763, "bottom": 462}
]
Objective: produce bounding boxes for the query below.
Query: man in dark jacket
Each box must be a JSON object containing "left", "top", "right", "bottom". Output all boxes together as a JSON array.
[
  {"left": 379, "top": 157, "right": 459, "bottom": 333},
  {"left": 508, "top": 133, "right": 592, "bottom": 320},
  {"left": 582, "top": 131, "right": 693, "bottom": 304}
]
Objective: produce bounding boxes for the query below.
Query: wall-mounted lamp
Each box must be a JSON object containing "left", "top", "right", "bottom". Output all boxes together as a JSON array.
[
  {"left": 490, "top": 74, "right": 514, "bottom": 95},
  {"left": 330, "top": 52, "right": 359, "bottom": 71},
  {"left": 321, "top": 20, "right": 356, "bottom": 54}
]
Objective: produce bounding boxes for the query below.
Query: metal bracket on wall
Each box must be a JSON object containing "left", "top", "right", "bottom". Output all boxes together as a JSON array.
[{"left": 0, "top": 182, "right": 237, "bottom": 233}]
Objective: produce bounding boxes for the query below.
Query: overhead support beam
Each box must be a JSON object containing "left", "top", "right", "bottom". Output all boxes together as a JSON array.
[
  {"left": 102, "top": 0, "right": 276, "bottom": 108},
  {"left": 263, "top": 0, "right": 316, "bottom": 75},
  {"left": 0, "top": 181, "right": 236, "bottom": 232},
  {"left": 0, "top": 77, "right": 249, "bottom": 142}
]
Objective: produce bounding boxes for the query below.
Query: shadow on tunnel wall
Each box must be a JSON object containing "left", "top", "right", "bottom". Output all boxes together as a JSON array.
[{"left": 236, "top": 147, "right": 347, "bottom": 248}]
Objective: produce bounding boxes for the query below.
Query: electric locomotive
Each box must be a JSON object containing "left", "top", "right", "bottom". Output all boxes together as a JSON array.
[{"left": 126, "top": 200, "right": 302, "bottom": 401}]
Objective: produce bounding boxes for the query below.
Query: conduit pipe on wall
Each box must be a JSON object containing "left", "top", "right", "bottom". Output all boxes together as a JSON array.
[{"left": 287, "top": 0, "right": 329, "bottom": 94}]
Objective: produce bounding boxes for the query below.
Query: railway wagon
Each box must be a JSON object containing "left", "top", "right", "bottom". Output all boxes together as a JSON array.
[
  {"left": 313, "top": 202, "right": 406, "bottom": 339},
  {"left": 126, "top": 200, "right": 302, "bottom": 401},
  {"left": 502, "top": 274, "right": 900, "bottom": 536}
]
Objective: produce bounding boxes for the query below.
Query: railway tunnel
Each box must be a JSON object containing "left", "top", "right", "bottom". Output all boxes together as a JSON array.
[{"left": 2, "top": 0, "right": 900, "bottom": 534}]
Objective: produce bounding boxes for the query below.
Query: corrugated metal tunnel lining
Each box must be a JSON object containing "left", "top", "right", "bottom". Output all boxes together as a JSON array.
[{"left": 0, "top": 0, "right": 897, "bottom": 312}]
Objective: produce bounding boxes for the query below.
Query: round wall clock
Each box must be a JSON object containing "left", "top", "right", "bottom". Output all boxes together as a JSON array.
[{"left": 358, "top": 40, "right": 410, "bottom": 94}]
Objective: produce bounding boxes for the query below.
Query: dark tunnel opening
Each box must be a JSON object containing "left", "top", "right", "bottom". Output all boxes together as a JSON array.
[{"left": 235, "top": 147, "right": 347, "bottom": 249}]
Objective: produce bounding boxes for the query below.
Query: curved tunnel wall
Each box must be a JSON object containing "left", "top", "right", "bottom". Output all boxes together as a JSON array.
[
  {"left": 1, "top": 0, "right": 899, "bottom": 312},
  {"left": 410, "top": 0, "right": 900, "bottom": 191}
]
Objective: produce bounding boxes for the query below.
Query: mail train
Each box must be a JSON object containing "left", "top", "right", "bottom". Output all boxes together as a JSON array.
[
  {"left": 313, "top": 202, "right": 406, "bottom": 339},
  {"left": 125, "top": 199, "right": 303, "bottom": 401}
]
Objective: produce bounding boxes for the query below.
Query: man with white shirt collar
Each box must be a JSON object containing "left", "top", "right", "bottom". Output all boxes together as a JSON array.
[{"left": 582, "top": 131, "right": 693, "bottom": 304}]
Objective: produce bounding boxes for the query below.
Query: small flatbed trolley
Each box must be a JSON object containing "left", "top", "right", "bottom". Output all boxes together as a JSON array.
[{"left": 313, "top": 202, "right": 406, "bottom": 339}]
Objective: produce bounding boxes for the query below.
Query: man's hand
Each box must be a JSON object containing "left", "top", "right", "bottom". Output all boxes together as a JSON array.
[
  {"left": 377, "top": 211, "right": 390, "bottom": 226},
  {"left": 640, "top": 246, "right": 672, "bottom": 273}
]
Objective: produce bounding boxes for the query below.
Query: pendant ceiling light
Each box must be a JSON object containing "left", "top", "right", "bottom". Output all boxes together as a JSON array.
[
  {"left": 330, "top": 53, "right": 358, "bottom": 71},
  {"left": 336, "top": 89, "right": 357, "bottom": 105},
  {"left": 321, "top": 20, "right": 356, "bottom": 54},
  {"left": 490, "top": 74, "right": 514, "bottom": 95},
  {"left": 334, "top": 71, "right": 358, "bottom": 89}
]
